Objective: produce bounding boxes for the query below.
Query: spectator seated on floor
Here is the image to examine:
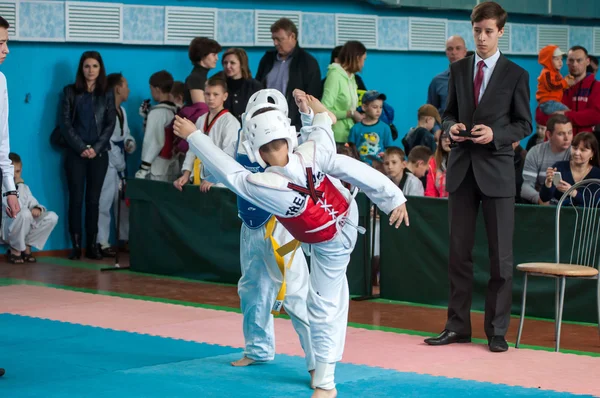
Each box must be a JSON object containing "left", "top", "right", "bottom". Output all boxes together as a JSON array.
[{"left": 2, "top": 153, "right": 58, "bottom": 264}]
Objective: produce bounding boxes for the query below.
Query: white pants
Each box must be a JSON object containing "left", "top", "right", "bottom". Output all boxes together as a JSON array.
[
  {"left": 3, "top": 208, "right": 58, "bottom": 252},
  {"left": 309, "top": 200, "right": 359, "bottom": 390},
  {"left": 239, "top": 221, "right": 315, "bottom": 371},
  {"left": 98, "top": 164, "right": 129, "bottom": 247}
]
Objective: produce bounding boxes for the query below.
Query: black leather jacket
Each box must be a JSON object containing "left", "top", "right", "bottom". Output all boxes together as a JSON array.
[{"left": 61, "top": 84, "right": 116, "bottom": 155}]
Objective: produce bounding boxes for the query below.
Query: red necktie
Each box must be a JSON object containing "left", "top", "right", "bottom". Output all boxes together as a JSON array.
[{"left": 473, "top": 60, "right": 485, "bottom": 107}]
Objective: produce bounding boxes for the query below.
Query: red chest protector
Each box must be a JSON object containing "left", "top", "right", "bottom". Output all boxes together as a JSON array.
[{"left": 276, "top": 167, "right": 350, "bottom": 244}]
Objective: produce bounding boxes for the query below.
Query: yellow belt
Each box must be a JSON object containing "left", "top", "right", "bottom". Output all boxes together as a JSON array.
[
  {"left": 264, "top": 216, "right": 301, "bottom": 315},
  {"left": 192, "top": 158, "right": 201, "bottom": 185}
]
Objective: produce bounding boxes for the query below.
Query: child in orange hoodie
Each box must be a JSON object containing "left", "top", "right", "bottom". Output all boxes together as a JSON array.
[{"left": 536, "top": 45, "right": 575, "bottom": 115}]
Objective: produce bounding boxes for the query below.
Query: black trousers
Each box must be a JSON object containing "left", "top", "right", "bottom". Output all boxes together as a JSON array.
[
  {"left": 65, "top": 150, "right": 109, "bottom": 238},
  {"left": 445, "top": 166, "right": 515, "bottom": 338}
]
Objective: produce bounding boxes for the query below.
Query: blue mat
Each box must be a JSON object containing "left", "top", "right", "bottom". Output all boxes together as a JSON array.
[{"left": 0, "top": 314, "right": 593, "bottom": 397}]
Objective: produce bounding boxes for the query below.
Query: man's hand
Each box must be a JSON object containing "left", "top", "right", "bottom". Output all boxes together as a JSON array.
[
  {"left": 449, "top": 123, "right": 468, "bottom": 142},
  {"left": 470, "top": 124, "right": 494, "bottom": 145},
  {"left": 31, "top": 207, "right": 41, "bottom": 218},
  {"left": 173, "top": 172, "right": 190, "bottom": 192},
  {"left": 87, "top": 148, "right": 97, "bottom": 159},
  {"left": 81, "top": 149, "right": 91, "bottom": 158},
  {"left": 199, "top": 180, "right": 214, "bottom": 193},
  {"left": 173, "top": 116, "right": 198, "bottom": 140},
  {"left": 5, "top": 195, "right": 20, "bottom": 219},
  {"left": 293, "top": 89, "right": 310, "bottom": 114},
  {"left": 388, "top": 203, "right": 409, "bottom": 228}
]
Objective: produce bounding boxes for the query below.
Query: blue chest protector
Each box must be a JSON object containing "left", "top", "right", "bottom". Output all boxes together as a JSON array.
[{"left": 235, "top": 129, "right": 272, "bottom": 229}]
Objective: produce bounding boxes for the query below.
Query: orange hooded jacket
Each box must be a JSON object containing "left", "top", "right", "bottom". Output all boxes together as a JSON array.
[{"left": 536, "top": 45, "right": 570, "bottom": 104}]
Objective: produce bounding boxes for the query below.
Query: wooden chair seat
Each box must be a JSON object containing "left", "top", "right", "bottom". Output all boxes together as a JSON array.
[{"left": 517, "top": 262, "right": 599, "bottom": 277}]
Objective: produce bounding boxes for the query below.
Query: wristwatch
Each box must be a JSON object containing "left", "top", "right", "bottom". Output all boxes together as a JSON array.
[{"left": 3, "top": 190, "right": 19, "bottom": 198}]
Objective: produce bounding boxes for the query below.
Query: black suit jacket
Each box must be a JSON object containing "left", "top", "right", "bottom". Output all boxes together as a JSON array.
[
  {"left": 442, "top": 54, "right": 532, "bottom": 197},
  {"left": 255, "top": 45, "right": 322, "bottom": 131}
]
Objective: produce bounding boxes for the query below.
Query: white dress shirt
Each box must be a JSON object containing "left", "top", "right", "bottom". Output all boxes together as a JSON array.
[
  {"left": 0, "top": 72, "right": 15, "bottom": 192},
  {"left": 474, "top": 49, "right": 501, "bottom": 104}
]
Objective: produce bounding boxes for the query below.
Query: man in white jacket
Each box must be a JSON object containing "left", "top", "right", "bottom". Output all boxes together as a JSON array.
[
  {"left": 135, "top": 71, "right": 178, "bottom": 181},
  {"left": 97, "top": 73, "right": 136, "bottom": 256},
  {"left": 2, "top": 153, "right": 57, "bottom": 263},
  {"left": 0, "top": 15, "right": 19, "bottom": 378}
]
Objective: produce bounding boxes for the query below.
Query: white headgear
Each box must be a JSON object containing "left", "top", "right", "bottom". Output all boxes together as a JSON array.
[
  {"left": 242, "top": 104, "right": 297, "bottom": 168},
  {"left": 243, "top": 89, "right": 288, "bottom": 118}
]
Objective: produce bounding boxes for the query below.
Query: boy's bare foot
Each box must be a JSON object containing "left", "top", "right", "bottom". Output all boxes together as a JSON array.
[
  {"left": 311, "top": 387, "right": 337, "bottom": 398},
  {"left": 309, "top": 369, "right": 315, "bottom": 389},
  {"left": 231, "top": 356, "right": 256, "bottom": 367}
]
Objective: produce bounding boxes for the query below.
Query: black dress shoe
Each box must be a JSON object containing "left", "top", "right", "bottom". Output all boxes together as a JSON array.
[
  {"left": 424, "top": 329, "right": 471, "bottom": 345},
  {"left": 488, "top": 336, "right": 509, "bottom": 352},
  {"left": 100, "top": 247, "right": 116, "bottom": 258}
]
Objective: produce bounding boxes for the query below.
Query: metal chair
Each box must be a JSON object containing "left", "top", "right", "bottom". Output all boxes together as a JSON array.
[{"left": 515, "top": 178, "right": 600, "bottom": 352}]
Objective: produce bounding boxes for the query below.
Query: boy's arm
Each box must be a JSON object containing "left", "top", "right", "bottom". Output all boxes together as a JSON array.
[
  {"left": 186, "top": 130, "right": 285, "bottom": 215},
  {"left": 25, "top": 186, "right": 44, "bottom": 211},
  {"left": 326, "top": 154, "right": 406, "bottom": 214},
  {"left": 181, "top": 149, "right": 196, "bottom": 172}
]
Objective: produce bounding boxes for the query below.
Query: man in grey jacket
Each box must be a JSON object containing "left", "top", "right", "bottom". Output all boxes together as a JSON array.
[{"left": 521, "top": 114, "right": 572, "bottom": 205}]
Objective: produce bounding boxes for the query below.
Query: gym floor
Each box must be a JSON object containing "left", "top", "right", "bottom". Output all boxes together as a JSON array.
[{"left": 0, "top": 254, "right": 598, "bottom": 397}]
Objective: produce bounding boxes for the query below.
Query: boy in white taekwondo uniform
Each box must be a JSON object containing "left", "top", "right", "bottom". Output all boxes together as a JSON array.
[
  {"left": 174, "top": 91, "right": 409, "bottom": 398},
  {"left": 97, "top": 74, "right": 136, "bottom": 256},
  {"left": 3, "top": 153, "right": 58, "bottom": 264},
  {"left": 227, "top": 90, "right": 315, "bottom": 383}
]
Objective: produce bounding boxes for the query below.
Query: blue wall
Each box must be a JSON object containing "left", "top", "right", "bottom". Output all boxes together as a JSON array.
[{"left": 2, "top": 0, "right": 593, "bottom": 250}]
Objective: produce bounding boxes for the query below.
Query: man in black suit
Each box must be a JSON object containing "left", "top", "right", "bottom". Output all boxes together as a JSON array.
[{"left": 424, "top": 1, "right": 532, "bottom": 352}]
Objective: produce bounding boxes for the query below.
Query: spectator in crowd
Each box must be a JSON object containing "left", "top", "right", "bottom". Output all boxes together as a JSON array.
[
  {"left": 425, "top": 131, "right": 451, "bottom": 198},
  {"left": 513, "top": 141, "right": 527, "bottom": 203},
  {"left": 427, "top": 35, "right": 467, "bottom": 115},
  {"left": 3, "top": 153, "right": 58, "bottom": 264},
  {"left": 535, "top": 45, "right": 574, "bottom": 117},
  {"left": 587, "top": 55, "right": 598, "bottom": 74},
  {"left": 526, "top": 123, "right": 547, "bottom": 151},
  {"left": 135, "top": 71, "right": 179, "bottom": 182},
  {"left": 348, "top": 90, "right": 393, "bottom": 165},
  {"left": 541, "top": 132, "right": 600, "bottom": 205},
  {"left": 402, "top": 104, "right": 441, "bottom": 156},
  {"left": 174, "top": 77, "right": 240, "bottom": 192},
  {"left": 184, "top": 37, "right": 222, "bottom": 106},
  {"left": 61, "top": 50, "right": 115, "bottom": 260},
  {"left": 97, "top": 73, "right": 136, "bottom": 257},
  {"left": 521, "top": 114, "right": 572, "bottom": 205},
  {"left": 383, "top": 146, "right": 424, "bottom": 196},
  {"left": 322, "top": 40, "right": 367, "bottom": 143},
  {"left": 221, "top": 48, "right": 263, "bottom": 122},
  {"left": 255, "top": 18, "right": 321, "bottom": 131},
  {"left": 405, "top": 146, "right": 433, "bottom": 187},
  {"left": 537, "top": 46, "right": 600, "bottom": 135},
  {"left": 170, "top": 81, "right": 185, "bottom": 109},
  {"left": 323, "top": 46, "right": 367, "bottom": 98}
]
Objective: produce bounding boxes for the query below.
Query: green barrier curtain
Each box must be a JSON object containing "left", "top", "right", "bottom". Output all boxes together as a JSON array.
[
  {"left": 127, "top": 179, "right": 371, "bottom": 296},
  {"left": 379, "top": 197, "right": 597, "bottom": 323}
]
